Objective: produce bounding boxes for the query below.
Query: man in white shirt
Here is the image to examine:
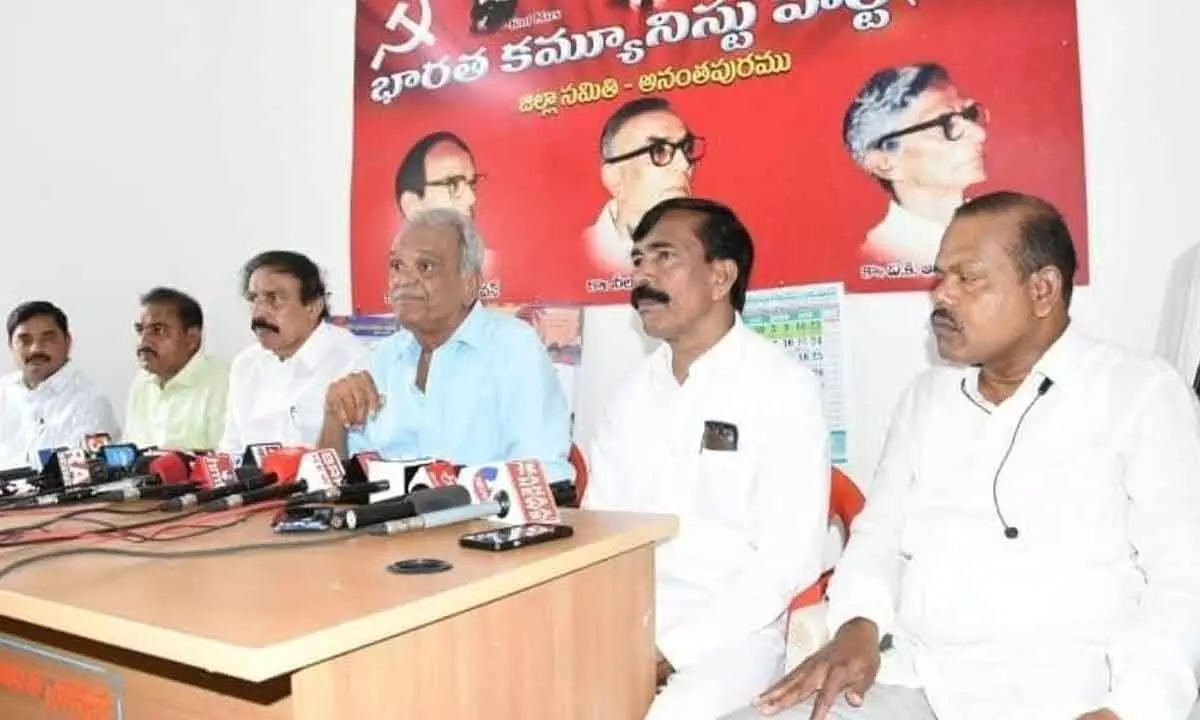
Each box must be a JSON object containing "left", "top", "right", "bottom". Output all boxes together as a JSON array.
[
  {"left": 842, "top": 63, "right": 988, "bottom": 279},
  {"left": 0, "top": 301, "right": 118, "bottom": 468},
  {"left": 732, "top": 191, "right": 1200, "bottom": 720},
  {"left": 219, "top": 251, "right": 367, "bottom": 452},
  {"left": 584, "top": 197, "right": 831, "bottom": 719}
]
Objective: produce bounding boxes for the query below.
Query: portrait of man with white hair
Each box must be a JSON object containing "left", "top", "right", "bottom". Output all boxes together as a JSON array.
[{"left": 842, "top": 62, "right": 989, "bottom": 276}]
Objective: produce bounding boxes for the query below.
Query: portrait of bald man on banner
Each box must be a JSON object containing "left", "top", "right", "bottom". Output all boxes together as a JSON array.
[{"left": 843, "top": 62, "right": 989, "bottom": 279}]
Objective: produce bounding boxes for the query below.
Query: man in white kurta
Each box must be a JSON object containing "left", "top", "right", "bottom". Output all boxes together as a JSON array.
[
  {"left": 219, "top": 251, "right": 367, "bottom": 452},
  {"left": 733, "top": 192, "right": 1200, "bottom": 720},
  {"left": 1, "top": 301, "right": 119, "bottom": 469},
  {"left": 584, "top": 197, "right": 831, "bottom": 719}
]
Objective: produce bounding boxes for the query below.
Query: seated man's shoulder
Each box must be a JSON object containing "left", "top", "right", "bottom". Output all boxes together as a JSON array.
[
  {"left": 1083, "top": 335, "right": 1184, "bottom": 396},
  {"left": 325, "top": 322, "right": 369, "bottom": 358},
  {"left": 739, "top": 329, "right": 823, "bottom": 396},
  {"left": 480, "top": 308, "right": 547, "bottom": 355},
  {"left": 229, "top": 342, "right": 267, "bottom": 373}
]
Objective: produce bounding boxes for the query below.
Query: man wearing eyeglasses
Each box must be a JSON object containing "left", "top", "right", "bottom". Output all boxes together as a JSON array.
[
  {"left": 843, "top": 63, "right": 988, "bottom": 276},
  {"left": 394, "top": 131, "right": 496, "bottom": 275},
  {"left": 585, "top": 96, "right": 705, "bottom": 275}
]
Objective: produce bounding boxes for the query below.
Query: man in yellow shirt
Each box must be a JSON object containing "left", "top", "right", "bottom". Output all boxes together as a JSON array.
[{"left": 124, "top": 287, "right": 228, "bottom": 451}]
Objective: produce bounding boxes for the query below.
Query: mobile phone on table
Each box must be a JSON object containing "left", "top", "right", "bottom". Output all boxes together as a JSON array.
[
  {"left": 459, "top": 523, "right": 573, "bottom": 552},
  {"left": 271, "top": 506, "right": 334, "bottom": 533}
]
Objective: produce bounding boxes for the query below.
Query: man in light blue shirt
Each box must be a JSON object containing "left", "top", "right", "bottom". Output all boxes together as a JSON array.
[{"left": 320, "top": 208, "right": 573, "bottom": 488}]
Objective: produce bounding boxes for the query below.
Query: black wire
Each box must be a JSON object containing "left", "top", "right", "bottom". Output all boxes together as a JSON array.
[
  {"left": 0, "top": 508, "right": 202, "bottom": 543},
  {"left": 0, "top": 530, "right": 366, "bottom": 582}
]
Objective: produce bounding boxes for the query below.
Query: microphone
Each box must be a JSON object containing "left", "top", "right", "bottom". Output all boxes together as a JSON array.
[
  {"left": 456, "top": 459, "right": 562, "bottom": 525},
  {"left": 337, "top": 485, "right": 471, "bottom": 530},
  {"left": 160, "top": 452, "right": 248, "bottom": 511},
  {"left": 342, "top": 451, "right": 381, "bottom": 485},
  {"left": 992, "top": 377, "right": 1054, "bottom": 540},
  {"left": 12, "top": 449, "right": 112, "bottom": 506},
  {"left": 407, "top": 461, "right": 464, "bottom": 494},
  {"left": 199, "top": 448, "right": 333, "bottom": 511},
  {"left": 280, "top": 448, "right": 372, "bottom": 504},
  {"left": 95, "top": 453, "right": 196, "bottom": 502},
  {"left": 241, "top": 442, "right": 283, "bottom": 469},
  {"left": 367, "top": 492, "right": 511, "bottom": 536},
  {"left": 361, "top": 457, "right": 439, "bottom": 504},
  {"left": 0, "top": 466, "right": 42, "bottom": 501},
  {"left": 36, "top": 446, "right": 67, "bottom": 471},
  {"left": 83, "top": 432, "right": 113, "bottom": 454},
  {"left": 96, "top": 443, "right": 141, "bottom": 478}
]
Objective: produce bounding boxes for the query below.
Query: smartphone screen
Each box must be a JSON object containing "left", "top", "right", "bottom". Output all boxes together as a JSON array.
[
  {"left": 459, "top": 523, "right": 573, "bottom": 551},
  {"left": 271, "top": 506, "right": 334, "bottom": 533}
]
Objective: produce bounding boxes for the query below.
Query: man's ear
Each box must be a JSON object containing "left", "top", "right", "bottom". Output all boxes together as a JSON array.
[
  {"left": 1029, "top": 266, "right": 1064, "bottom": 318},
  {"left": 464, "top": 272, "right": 483, "bottom": 304},
  {"left": 601, "top": 162, "right": 622, "bottom": 200},
  {"left": 711, "top": 258, "right": 738, "bottom": 304},
  {"left": 862, "top": 148, "right": 902, "bottom": 183},
  {"left": 185, "top": 326, "right": 202, "bottom": 354}
]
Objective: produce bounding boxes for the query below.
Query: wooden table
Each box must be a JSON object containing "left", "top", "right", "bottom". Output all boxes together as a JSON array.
[{"left": 0, "top": 506, "right": 676, "bottom": 719}]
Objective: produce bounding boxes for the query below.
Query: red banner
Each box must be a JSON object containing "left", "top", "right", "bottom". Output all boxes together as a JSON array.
[{"left": 350, "top": 0, "right": 1087, "bottom": 309}]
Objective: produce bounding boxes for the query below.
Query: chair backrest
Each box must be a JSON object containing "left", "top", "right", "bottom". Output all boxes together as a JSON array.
[
  {"left": 829, "top": 466, "right": 866, "bottom": 539},
  {"left": 788, "top": 467, "right": 866, "bottom": 611},
  {"left": 569, "top": 444, "right": 589, "bottom": 507}
]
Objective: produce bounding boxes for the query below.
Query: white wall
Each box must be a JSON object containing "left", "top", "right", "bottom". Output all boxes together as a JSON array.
[{"left": 1, "top": 1, "right": 1197, "bottom": 485}]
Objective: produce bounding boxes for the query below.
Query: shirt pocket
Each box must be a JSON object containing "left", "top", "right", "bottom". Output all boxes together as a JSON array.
[{"left": 696, "top": 448, "right": 756, "bottom": 532}]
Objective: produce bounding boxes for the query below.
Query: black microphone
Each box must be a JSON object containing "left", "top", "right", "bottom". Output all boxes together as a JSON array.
[
  {"left": 95, "top": 452, "right": 196, "bottom": 502},
  {"left": 161, "top": 464, "right": 273, "bottom": 511},
  {"left": 199, "top": 474, "right": 294, "bottom": 511},
  {"left": 287, "top": 480, "right": 390, "bottom": 507},
  {"left": 992, "top": 377, "right": 1054, "bottom": 540},
  {"left": 366, "top": 491, "right": 511, "bottom": 536},
  {"left": 336, "top": 485, "right": 472, "bottom": 530}
]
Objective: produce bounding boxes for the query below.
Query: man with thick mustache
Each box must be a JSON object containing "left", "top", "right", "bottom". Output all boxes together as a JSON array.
[
  {"left": 124, "top": 287, "right": 228, "bottom": 451},
  {"left": 0, "top": 300, "right": 118, "bottom": 468},
  {"left": 219, "top": 251, "right": 367, "bottom": 452},
  {"left": 583, "top": 197, "right": 831, "bottom": 718},
  {"left": 731, "top": 192, "right": 1200, "bottom": 720},
  {"left": 319, "top": 209, "right": 573, "bottom": 487}
]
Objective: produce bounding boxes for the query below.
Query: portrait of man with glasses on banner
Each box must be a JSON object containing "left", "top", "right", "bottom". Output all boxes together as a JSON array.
[
  {"left": 394, "top": 130, "right": 497, "bottom": 276},
  {"left": 843, "top": 63, "right": 989, "bottom": 277},
  {"left": 584, "top": 96, "right": 706, "bottom": 275}
]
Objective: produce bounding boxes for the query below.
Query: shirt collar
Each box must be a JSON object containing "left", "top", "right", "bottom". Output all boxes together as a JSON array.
[
  {"left": 290, "top": 321, "right": 335, "bottom": 370},
  {"left": 1030, "top": 322, "right": 1085, "bottom": 388},
  {"left": 960, "top": 322, "right": 1082, "bottom": 407},
  {"left": 156, "top": 351, "right": 208, "bottom": 390},
  {"left": 657, "top": 315, "right": 747, "bottom": 384},
  {"left": 19, "top": 360, "right": 81, "bottom": 397},
  {"left": 446, "top": 303, "right": 488, "bottom": 349},
  {"left": 397, "top": 303, "right": 489, "bottom": 355}
]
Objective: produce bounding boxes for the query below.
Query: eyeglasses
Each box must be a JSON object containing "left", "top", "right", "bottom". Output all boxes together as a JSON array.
[
  {"left": 604, "top": 134, "right": 706, "bottom": 168},
  {"left": 426, "top": 173, "right": 485, "bottom": 199},
  {"left": 872, "top": 103, "right": 989, "bottom": 149}
]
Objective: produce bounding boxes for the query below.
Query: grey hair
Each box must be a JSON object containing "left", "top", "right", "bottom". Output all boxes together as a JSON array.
[
  {"left": 842, "top": 63, "right": 950, "bottom": 165},
  {"left": 400, "top": 207, "right": 486, "bottom": 275}
]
